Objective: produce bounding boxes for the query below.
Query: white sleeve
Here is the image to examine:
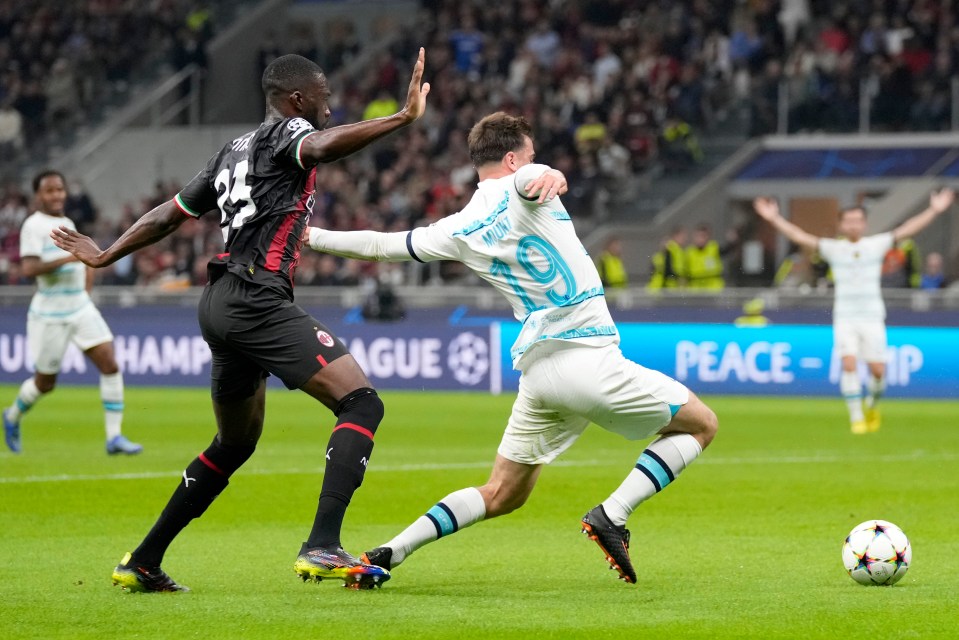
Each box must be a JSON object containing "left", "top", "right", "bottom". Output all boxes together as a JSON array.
[
  {"left": 308, "top": 228, "right": 412, "bottom": 262},
  {"left": 513, "top": 163, "right": 552, "bottom": 203},
  {"left": 817, "top": 237, "right": 838, "bottom": 262},
  {"left": 872, "top": 232, "right": 894, "bottom": 255},
  {"left": 19, "top": 218, "right": 43, "bottom": 258},
  {"left": 407, "top": 216, "right": 461, "bottom": 262}
]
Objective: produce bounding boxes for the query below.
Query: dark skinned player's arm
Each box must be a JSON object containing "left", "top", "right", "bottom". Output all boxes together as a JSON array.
[
  {"left": 298, "top": 113, "right": 417, "bottom": 165},
  {"left": 50, "top": 200, "right": 190, "bottom": 269},
  {"left": 299, "top": 47, "right": 429, "bottom": 166}
]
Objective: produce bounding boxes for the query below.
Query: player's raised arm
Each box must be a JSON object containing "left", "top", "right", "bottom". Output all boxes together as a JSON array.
[
  {"left": 51, "top": 200, "right": 189, "bottom": 268},
  {"left": 299, "top": 48, "right": 430, "bottom": 165},
  {"left": 752, "top": 197, "right": 820, "bottom": 250},
  {"left": 892, "top": 187, "right": 955, "bottom": 242}
]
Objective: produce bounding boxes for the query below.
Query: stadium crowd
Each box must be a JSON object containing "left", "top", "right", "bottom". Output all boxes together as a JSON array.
[
  {"left": 3, "top": 0, "right": 959, "bottom": 289},
  {"left": 0, "top": 0, "right": 216, "bottom": 176}
]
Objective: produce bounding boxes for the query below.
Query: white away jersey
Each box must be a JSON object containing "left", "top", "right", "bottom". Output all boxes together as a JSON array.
[
  {"left": 19, "top": 211, "right": 90, "bottom": 318},
  {"left": 408, "top": 164, "right": 618, "bottom": 367},
  {"left": 818, "top": 232, "right": 893, "bottom": 322}
]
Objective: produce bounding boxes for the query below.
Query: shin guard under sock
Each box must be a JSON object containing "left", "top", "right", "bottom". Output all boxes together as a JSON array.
[
  {"left": 132, "top": 436, "right": 254, "bottom": 566},
  {"left": 306, "top": 388, "right": 383, "bottom": 549}
]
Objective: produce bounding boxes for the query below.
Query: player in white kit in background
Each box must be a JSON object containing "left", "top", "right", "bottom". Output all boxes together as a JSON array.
[
  {"left": 753, "top": 190, "right": 955, "bottom": 434},
  {"left": 307, "top": 112, "right": 719, "bottom": 584},
  {"left": 2, "top": 170, "right": 141, "bottom": 455}
]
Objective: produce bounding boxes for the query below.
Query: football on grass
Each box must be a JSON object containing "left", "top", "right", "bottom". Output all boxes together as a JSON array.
[{"left": 842, "top": 520, "right": 911, "bottom": 586}]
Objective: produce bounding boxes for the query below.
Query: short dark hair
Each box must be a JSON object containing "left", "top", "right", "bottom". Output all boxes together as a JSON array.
[
  {"left": 467, "top": 112, "right": 532, "bottom": 167},
  {"left": 261, "top": 54, "right": 324, "bottom": 98},
  {"left": 32, "top": 169, "right": 65, "bottom": 193},
  {"left": 839, "top": 205, "right": 867, "bottom": 219}
]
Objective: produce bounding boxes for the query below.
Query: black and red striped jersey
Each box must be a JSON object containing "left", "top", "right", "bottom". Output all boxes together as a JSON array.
[{"left": 175, "top": 117, "right": 317, "bottom": 297}]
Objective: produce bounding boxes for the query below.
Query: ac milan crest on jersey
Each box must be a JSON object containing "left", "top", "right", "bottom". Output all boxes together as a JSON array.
[{"left": 316, "top": 331, "right": 335, "bottom": 348}]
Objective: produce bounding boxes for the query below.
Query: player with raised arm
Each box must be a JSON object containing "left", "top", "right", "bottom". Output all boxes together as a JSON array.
[
  {"left": 3, "top": 170, "right": 141, "bottom": 456},
  {"left": 306, "top": 112, "right": 719, "bottom": 585},
  {"left": 52, "top": 50, "right": 430, "bottom": 592},
  {"left": 753, "top": 190, "right": 955, "bottom": 434}
]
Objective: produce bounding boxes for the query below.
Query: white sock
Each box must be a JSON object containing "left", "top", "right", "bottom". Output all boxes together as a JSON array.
[
  {"left": 602, "top": 433, "right": 703, "bottom": 526},
  {"left": 100, "top": 372, "right": 124, "bottom": 440},
  {"left": 840, "top": 370, "right": 864, "bottom": 423},
  {"left": 6, "top": 378, "right": 44, "bottom": 423},
  {"left": 383, "top": 487, "right": 486, "bottom": 567},
  {"left": 865, "top": 375, "right": 885, "bottom": 410}
]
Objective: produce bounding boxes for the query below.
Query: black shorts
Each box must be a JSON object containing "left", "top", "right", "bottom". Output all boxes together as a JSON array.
[{"left": 198, "top": 272, "right": 349, "bottom": 400}]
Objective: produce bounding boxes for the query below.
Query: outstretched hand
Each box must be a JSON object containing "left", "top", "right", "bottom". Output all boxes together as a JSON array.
[
  {"left": 50, "top": 226, "right": 106, "bottom": 268},
  {"left": 930, "top": 187, "right": 956, "bottom": 213},
  {"left": 402, "top": 47, "right": 430, "bottom": 123},
  {"left": 752, "top": 197, "right": 780, "bottom": 220},
  {"left": 525, "top": 168, "right": 569, "bottom": 204}
]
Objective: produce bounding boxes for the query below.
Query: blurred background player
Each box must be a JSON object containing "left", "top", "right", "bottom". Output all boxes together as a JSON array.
[
  {"left": 308, "top": 112, "right": 719, "bottom": 585},
  {"left": 3, "top": 170, "right": 140, "bottom": 456},
  {"left": 52, "top": 50, "right": 430, "bottom": 592},
  {"left": 753, "top": 190, "right": 955, "bottom": 434}
]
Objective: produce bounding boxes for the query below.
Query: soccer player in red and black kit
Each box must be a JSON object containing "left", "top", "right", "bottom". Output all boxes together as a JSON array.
[{"left": 51, "top": 49, "right": 431, "bottom": 592}]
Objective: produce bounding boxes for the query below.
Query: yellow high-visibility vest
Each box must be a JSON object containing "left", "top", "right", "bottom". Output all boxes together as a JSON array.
[
  {"left": 597, "top": 252, "right": 628, "bottom": 288},
  {"left": 648, "top": 251, "right": 665, "bottom": 290},
  {"left": 686, "top": 240, "right": 724, "bottom": 290},
  {"left": 664, "top": 240, "right": 686, "bottom": 288}
]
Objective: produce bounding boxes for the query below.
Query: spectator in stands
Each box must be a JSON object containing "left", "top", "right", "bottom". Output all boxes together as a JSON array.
[
  {"left": 524, "top": 19, "right": 560, "bottom": 68},
  {"left": 13, "top": 79, "right": 46, "bottom": 147},
  {"left": 363, "top": 89, "right": 399, "bottom": 122},
  {"left": 0, "top": 98, "right": 23, "bottom": 157},
  {"left": 920, "top": 251, "right": 946, "bottom": 289},
  {"left": 449, "top": 14, "right": 485, "bottom": 78},
  {"left": 596, "top": 238, "right": 628, "bottom": 289},
  {"left": 685, "top": 223, "right": 725, "bottom": 290},
  {"left": 881, "top": 238, "right": 922, "bottom": 288},
  {"left": 660, "top": 114, "right": 703, "bottom": 171},
  {"left": 647, "top": 226, "right": 687, "bottom": 290},
  {"left": 322, "top": 18, "right": 360, "bottom": 70},
  {"left": 257, "top": 31, "right": 283, "bottom": 79},
  {"left": 749, "top": 59, "right": 782, "bottom": 135},
  {"left": 44, "top": 58, "right": 77, "bottom": 132},
  {"left": 574, "top": 111, "right": 606, "bottom": 155}
]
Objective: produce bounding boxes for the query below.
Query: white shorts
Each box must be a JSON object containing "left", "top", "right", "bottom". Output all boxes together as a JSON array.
[
  {"left": 27, "top": 304, "right": 114, "bottom": 374},
  {"left": 498, "top": 343, "right": 690, "bottom": 465},
  {"left": 833, "top": 320, "right": 887, "bottom": 363}
]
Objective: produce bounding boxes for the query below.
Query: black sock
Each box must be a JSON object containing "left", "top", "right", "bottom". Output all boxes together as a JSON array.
[
  {"left": 306, "top": 389, "right": 382, "bottom": 549},
  {"left": 131, "top": 437, "right": 254, "bottom": 567}
]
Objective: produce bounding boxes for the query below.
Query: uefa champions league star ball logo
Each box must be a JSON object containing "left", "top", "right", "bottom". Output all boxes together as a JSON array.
[{"left": 447, "top": 332, "right": 490, "bottom": 386}]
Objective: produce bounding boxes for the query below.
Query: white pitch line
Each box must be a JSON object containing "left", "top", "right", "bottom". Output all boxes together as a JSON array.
[{"left": 0, "top": 450, "right": 956, "bottom": 485}]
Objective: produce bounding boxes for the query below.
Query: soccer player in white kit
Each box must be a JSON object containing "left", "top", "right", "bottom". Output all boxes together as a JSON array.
[
  {"left": 307, "top": 112, "right": 719, "bottom": 584},
  {"left": 753, "top": 191, "right": 955, "bottom": 434},
  {"left": 2, "top": 171, "right": 141, "bottom": 455}
]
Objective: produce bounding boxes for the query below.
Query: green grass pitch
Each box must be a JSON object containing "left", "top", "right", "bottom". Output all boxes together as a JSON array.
[{"left": 1, "top": 384, "right": 957, "bottom": 639}]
